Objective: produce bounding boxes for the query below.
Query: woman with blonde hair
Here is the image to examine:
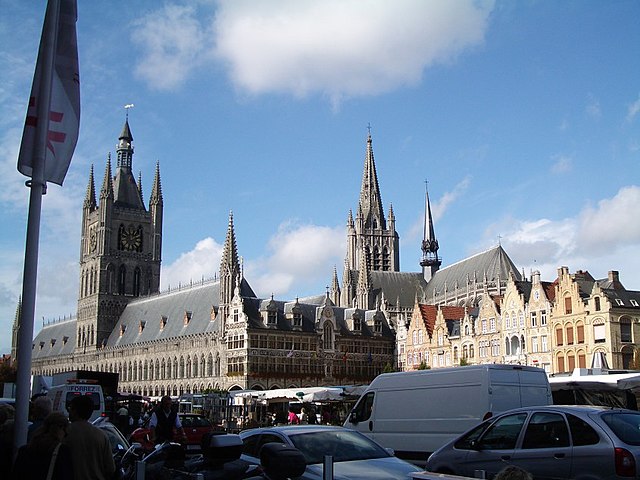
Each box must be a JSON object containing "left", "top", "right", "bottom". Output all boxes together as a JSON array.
[{"left": 11, "top": 412, "right": 74, "bottom": 480}]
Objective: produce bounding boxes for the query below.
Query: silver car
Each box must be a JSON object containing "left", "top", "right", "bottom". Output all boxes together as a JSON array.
[
  {"left": 425, "top": 405, "right": 640, "bottom": 480},
  {"left": 239, "top": 425, "right": 421, "bottom": 479}
]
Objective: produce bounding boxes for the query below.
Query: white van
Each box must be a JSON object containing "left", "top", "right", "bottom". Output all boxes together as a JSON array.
[
  {"left": 344, "top": 364, "right": 552, "bottom": 463},
  {"left": 46, "top": 382, "right": 105, "bottom": 423}
]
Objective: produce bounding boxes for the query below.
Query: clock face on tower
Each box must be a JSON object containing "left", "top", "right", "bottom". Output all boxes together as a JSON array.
[
  {"left": 89, "top": 229, "right": 97, "bottom": 253},
  {"left": 120, "top": 225, "right": 142, "bottom": 251}
]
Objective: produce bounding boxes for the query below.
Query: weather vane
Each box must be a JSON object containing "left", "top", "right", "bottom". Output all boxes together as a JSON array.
[{"left": 124, "top": 103, "right": 134, "bottom": 119}]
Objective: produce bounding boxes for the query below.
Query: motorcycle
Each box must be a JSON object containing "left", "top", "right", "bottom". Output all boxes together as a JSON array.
[{"left": 119, "top": 433, "right": 306, "bottom": 480}]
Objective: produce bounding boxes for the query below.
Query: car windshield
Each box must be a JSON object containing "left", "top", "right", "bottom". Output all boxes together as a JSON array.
[
  {"left": 288, "top": 430, "right": 390, "bottom": 464},
  {"left": 601, "top": 412, "right": 640, "bottom": 446}
]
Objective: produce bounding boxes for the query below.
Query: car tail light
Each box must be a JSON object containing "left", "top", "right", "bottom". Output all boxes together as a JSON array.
[{"left": 615, "top": 447, "right": 636, "bottom": 477}]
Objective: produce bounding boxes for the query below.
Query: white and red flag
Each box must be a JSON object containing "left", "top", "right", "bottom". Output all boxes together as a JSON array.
[{"left": 17, "top": 0, "right": 80, "bottom": 186}]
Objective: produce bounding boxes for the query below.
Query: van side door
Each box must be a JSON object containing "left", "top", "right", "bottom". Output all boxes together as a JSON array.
[{"left": 346, "top": 392, "right": 375, "bottom": 433}]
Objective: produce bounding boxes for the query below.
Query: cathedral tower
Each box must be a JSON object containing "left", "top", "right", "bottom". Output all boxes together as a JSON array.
[
  {"left": 345, "top": 130, "right": 400, "bottom": 274},
  {"left": 76, "top": 119, "right": 163, "bottom": 351}
]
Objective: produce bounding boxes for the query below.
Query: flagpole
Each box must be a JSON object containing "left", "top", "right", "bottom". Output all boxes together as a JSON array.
[{"left": 13, "top": 0, "right": 59, "bottom": 454}]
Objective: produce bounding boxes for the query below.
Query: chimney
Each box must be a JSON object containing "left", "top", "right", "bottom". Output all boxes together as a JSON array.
[{"left": 608, "top": 271, "right": 620, "bottom": 282}]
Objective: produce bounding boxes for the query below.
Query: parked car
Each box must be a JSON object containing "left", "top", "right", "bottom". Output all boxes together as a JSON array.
[
  {"left": 425, "top": 405, "right": 640, "bottom": 480},
  {"left": 239, "top": 425, "right": 421, "bottom": 479},
  {"left": 129, "top": 413, "right": 215, "bottom": 453}
]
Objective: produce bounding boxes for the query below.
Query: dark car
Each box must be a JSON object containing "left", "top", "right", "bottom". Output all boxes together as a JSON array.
[
  {"left": 129, "top": 413, "right": 215, "bottom": 453},
  {"left": 426, "top": 405, "right": 640, "bottom": 480},
  {"left": 239, "top": 425, "right": 421, "bottom": 479}
]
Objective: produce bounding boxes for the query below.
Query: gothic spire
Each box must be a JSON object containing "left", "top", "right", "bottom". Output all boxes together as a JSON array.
[
  {"left": 84, "top": 164, "right": 97, "bottom": 210},
  {"left": 221, "top": 211, "right": 240, "bottom": 275},
  {"left": 150, "top": 161, "right": 163, "bottom": 206},
  {"left": 100, "top": 153, "right": 114, "bottom": 200},
  {"left": 137, "top": 171, "right": 144, "bottom": 205},
  {"left": 420, "top": 181, "right": 441, "bottom": 281},
  {"left": 358, "top": 130, "right": 386, "bottom": 230}
]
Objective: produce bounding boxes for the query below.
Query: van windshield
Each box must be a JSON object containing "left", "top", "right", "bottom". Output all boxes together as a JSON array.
[{"left": 66, "top": 392, "right": 100, "bottom": 411}]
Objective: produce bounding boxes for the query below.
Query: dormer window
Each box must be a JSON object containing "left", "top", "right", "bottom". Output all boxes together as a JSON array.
[
  {"left": 293, "top": 311, "right": 302, "bottom": 328},
  {"left": 120, "top": 324, "right": 126, "bottom": 336},
  {"left": 374, "top": 317, "right": 382, "bottom": 334},
  {"left": 160, "top": 316, "right": 167, "bottom": 330},
  {"left": 184, "top": 311, "right": 192, "bottom": 325},
  {"left": 39, "top": 341, "right": 45, "bottom": 350},
  {"left": 353, "top": 314, "right": 362, "bottom": 332},
  {"left": 139, "top": 321, "right": 145, "bottom": 333},
  {"left": 50, "top": 339, "right": 56, "bottom": 347},
  {"left": 62, "top": 336, "right": 69, "bottom": 345},
  {"left": 616, "top": 299, "right": 624, "bottom": 306},
  {"left": 267, "top": 311, "right": 277, "bottom": 325},
  {"left": 631, "top": 300, "right": 639, "bottom": 307}
]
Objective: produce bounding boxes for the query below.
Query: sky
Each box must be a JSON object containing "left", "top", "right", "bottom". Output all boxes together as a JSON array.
[{"left": 0, "top": 0, "right": 639, "bottom": 355}]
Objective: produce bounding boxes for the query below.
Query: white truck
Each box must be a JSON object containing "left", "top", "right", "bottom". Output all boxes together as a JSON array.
[{"left": 344, "top": 364, "right": 552, "bottom": 464}]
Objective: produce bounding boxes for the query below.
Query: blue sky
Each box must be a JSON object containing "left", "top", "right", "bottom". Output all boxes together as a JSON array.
[{"left": 1, "top": 0, "right": 639, "bottom": 354}]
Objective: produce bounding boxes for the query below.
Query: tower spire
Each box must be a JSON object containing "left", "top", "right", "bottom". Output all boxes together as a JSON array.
[
  {"left": 100, "top": 153, "right": 114, "bottom": 200},
  {"left": 420, "top": 181, "right": 441, "bottom": 281},
  {"left": 358, "top": 128, "right": 386, "bottom": 230},
  {"left": 84, "top": 164, "right": 97, "bottom": 210},
  {"left": 150, "top": 161, "right": 163, "bottom": 206}
]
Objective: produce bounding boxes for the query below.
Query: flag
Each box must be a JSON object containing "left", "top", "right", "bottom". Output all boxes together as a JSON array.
[{"left": 18, "top": 0, "right": 80, "bottom": 186}]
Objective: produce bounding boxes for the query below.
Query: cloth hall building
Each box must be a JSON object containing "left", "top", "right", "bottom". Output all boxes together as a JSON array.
[{"left": 18, "top": 120, "right": 640, "bottom": 397}]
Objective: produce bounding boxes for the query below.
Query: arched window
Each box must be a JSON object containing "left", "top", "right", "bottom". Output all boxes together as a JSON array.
[
  {"left": 323, "top": 322, "right": 334, "bottom": 350},
  {"left": 133, "top": 267, "right": 141, "bottom": 296},
  {"left": 118, "top": 265, "right": 126, "bottom": 295}
]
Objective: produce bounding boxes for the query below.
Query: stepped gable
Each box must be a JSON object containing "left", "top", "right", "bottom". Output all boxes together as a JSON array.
[
  {"left": 424, "top": 245, "right": 521, "bottom": 299},
  {"left": 416, "top": 304, "right": 466, "bottom": 338}
]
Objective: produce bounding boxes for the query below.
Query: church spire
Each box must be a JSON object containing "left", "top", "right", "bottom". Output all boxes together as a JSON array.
[
  {"left": 100, "top": 153, "right": 113, "bottom": 200},
  {"left": 219, "top": 211, "right": 240, "bottom": 331},
  {"left": 84, "top": 164, "right": 97, "bottom": 210},
  {"left": 420, "top": 181, "right": 441, "bottom": 282},
  {"left": 358, "top": 129, "right": 386, "bottom": 231},
  {"left": 150, "top": 161, "right": 163, "bottom": 206}
]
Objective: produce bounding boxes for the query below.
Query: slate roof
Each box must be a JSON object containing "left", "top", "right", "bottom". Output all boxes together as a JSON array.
[
  {"left": 32, "top": 318, "right": 77, "bottom": 360},
  {"left": 370, "top": 271, "right": 428, "bottom": 307},
  {"left": 424, "top": 245, "right": 522, "bottom": 299}
]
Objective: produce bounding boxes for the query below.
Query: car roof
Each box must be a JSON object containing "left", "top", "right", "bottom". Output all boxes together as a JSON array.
[
  {"left": 241, "top": 425, "right": 350, "bottom": 436},
  {"left": 500, "top": 405, "right": 635, "bottom": 415}
]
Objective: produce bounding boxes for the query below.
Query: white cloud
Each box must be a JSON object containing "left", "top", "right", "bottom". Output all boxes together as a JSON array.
[
  {"left": 213, "top": 0, "right": 494, "bottom": 103},
  {"left": 491, "top": 186, "right": 640, "bottom": 286},
  {"left": 161, "top": 221, "right": 344, "bottom": 299},
  {"left": 132, "top": 4, "right": 210, "bottom": 91},
  {"left": 161, "top": 237, "right": 224, "bottom": 289},
  {"left": 627, "top": 94, "right": 640, "bottom": 122},
  {"left": 550, "top": 154, "right": 572, "bottom": 174},
  {"left": 132, "top": 1, "right": 494, "bottom": 101},
  {"left": 245, "top": 221, "right": 344, "bottom": 297},
  {"left": 576, "top": 186, "right": 640, "bottom": 254}
]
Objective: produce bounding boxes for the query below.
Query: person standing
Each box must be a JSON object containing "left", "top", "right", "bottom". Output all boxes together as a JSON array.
[
  {"left": 11, "top": 412, "right": 74, "bottom": 480},
  {"left": 287, "top": 407, "right": 300, "bottom": 425},
  {"left": 28, "top": 396, "right": 53, "bottom": 441},
  {"left": 149, "top": 395, "right": 187, "bottom": 444},
  {"left": 63, "top": 395, "right": 115, "bottom": 480}
]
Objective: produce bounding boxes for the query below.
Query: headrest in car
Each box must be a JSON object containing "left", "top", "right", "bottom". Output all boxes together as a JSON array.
[{"left": 259, "top": 443, "right": 306, "bottom": 479}]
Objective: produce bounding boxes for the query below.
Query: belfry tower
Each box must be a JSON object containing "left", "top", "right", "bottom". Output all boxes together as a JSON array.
[{"left": 76, "top": 118, "right": 163, "bottom": 351}]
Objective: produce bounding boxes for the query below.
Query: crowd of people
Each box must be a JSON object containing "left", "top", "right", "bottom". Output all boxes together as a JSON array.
[{"left": 1, "top": 395, "right": 115, "bottom": 480}]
